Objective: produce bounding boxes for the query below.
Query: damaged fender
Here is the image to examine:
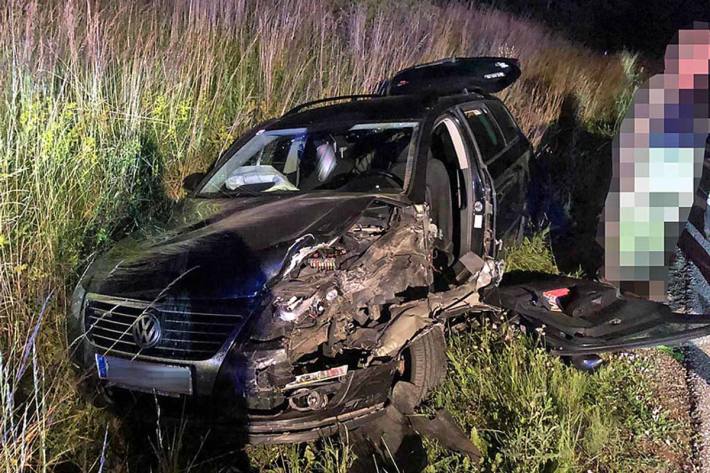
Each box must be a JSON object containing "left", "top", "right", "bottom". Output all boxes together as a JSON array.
[
  {"left": 373, "top": 284, "right": 489, "bottom": 358},
  {"left": 372, "top": 303, "right": 435, "bottom": 359}
]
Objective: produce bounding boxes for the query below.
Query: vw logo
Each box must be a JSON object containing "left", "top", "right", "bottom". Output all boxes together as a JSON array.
[{"left": 132, "top": 311, "right": 162, "bottom": 349}]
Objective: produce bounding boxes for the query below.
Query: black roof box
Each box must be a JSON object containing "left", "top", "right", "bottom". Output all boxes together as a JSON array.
[{"left": 377, "top": 57, "right": 521, "bottom": 97}]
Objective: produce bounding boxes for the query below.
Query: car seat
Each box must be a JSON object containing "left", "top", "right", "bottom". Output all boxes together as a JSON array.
[
  {"left": 425, "top": 157, "right": 455, "bottom": 264},
  {"left": 391, "top": 150, "right": 455, "bottom": 264}
]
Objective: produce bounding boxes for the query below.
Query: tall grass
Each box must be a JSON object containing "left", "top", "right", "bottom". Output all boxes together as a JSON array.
[
  {"left": 428, "top": 324, "right": 685, "bottom": 472},
  {"left": 0, "top": 0, "right": 638, "bottom": 470}
]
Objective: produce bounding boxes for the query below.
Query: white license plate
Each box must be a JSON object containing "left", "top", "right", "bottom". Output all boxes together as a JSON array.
[{"left": 95, "top": 354, "right": 193, "bottom": 396}]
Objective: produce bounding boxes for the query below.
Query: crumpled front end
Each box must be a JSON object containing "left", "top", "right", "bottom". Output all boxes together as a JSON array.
[{"left": 211, "top": 202, "right": 439, "bottom": 428}]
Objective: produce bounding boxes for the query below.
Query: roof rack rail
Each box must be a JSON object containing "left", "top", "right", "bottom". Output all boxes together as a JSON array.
[{"left": 283, "top": 94, "right": 381, "bottom": 116}]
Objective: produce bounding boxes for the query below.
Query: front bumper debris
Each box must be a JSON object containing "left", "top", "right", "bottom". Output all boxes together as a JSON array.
[{"left": 483, "top": 272, "right": 710, "bottom": 355}]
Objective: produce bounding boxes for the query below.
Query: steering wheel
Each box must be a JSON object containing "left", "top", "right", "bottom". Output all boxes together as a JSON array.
[{"left": 358, "top": 169, "right": 405, "bottom": 187}]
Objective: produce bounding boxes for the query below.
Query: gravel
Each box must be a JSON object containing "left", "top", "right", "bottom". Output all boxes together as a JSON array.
[{"left": 671, "top": 249, "right": 710, "bottom": 472}]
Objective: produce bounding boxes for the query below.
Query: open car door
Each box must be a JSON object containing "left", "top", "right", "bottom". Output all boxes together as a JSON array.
[
  {"left": 376, "top": 57, "right": 521, "bottom": 97},
  {"left": 482, "top": 272, "right": 710, "bottom": 355}
]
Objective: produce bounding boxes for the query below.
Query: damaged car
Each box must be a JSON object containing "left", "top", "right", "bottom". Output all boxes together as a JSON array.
[{"left": 68, "top": 57, "right": 710, "bottom": 443}]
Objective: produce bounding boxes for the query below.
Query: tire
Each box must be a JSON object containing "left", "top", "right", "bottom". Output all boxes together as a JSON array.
[{"left": 398, "top": 327, "right": 448, "bottom": 408}]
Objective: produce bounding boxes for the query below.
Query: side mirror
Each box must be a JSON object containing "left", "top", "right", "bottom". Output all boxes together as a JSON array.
[{"left": 182, "top": 172, "right": 205, "bottom": 192}]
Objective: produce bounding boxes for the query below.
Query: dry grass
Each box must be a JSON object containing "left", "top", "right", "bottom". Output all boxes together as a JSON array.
[{"left": 0, "top": 0, "right": 641, "bottom": 470}]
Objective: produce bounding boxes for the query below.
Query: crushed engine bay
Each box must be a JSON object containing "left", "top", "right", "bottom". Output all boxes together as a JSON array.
[{"left": 231, "top": 201, "right": 494, "bottom": 412}]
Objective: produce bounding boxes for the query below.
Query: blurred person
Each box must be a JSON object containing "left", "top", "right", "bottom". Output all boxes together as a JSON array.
[{"left": 602, "top": 23, "right": 710, "bottom": 303}]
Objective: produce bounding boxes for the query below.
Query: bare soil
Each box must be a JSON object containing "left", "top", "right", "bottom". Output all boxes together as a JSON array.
[{"left": 643, "top": 348, "right": 698, "bottom": 472}]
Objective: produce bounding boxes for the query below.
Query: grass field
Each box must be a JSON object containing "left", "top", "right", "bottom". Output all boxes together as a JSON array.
[{"left": 0, "top": 0, "right": 684, "bottom": 471}]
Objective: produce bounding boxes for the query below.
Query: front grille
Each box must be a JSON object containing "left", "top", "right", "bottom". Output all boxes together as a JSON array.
[{"left": 84, "top": 295, "right": 248, "bottom": 361}]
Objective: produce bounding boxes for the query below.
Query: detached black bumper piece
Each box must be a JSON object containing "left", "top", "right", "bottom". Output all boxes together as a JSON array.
[{"left": 483, "top": 271, "right": 710, "bottom": 355}]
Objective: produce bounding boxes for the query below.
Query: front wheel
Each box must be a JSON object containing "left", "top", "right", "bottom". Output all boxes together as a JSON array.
[{"left": 392, "top": 327, "right": 447, "bottom": 413}]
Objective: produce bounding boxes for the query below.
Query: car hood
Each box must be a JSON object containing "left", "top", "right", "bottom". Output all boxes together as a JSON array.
[{"left": 84, "top": 193, "right": 396, "bottom": 300}]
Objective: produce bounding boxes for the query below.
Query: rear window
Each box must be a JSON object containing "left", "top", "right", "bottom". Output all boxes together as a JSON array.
[
  {"left": 487, "top": 101, "right": 520, "bottom": 143},
  {"left": 464, "top": 108, "right": 505, "bottom": 163}
]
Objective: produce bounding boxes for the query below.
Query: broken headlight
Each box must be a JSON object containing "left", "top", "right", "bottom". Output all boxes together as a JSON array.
[
  {"left": 273, "top": 287, "right": 338, "bottom": 322},
  {"left": 70, "top": 282, "right": 86, "bottom": 321},
  {"left": 67, "top": 282, "right": 87, "bottom": 367}
]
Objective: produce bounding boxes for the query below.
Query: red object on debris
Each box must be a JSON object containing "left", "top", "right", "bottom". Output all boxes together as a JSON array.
[{"left": 542, "top": 287, "right": 571, "bottom": 312}]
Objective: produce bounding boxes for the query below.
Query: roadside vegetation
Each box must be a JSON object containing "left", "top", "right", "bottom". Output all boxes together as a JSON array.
[{"left": 0, "top": 0, "right": 687, "bottom": 471}]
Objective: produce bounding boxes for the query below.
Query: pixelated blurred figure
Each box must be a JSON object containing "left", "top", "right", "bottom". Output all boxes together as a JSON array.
[{"left": 603, "top": 24, "right": 710, "bottom": 301}]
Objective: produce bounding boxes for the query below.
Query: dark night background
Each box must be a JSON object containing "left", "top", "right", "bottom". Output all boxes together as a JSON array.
[{"left": 474, "top": 0, "right": 708, "bottom": 57}]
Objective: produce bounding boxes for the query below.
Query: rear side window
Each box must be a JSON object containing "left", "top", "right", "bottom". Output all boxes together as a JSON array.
[
  {"left": 464, "top": 108, "right": 505, "bottom": 163},
  {"left": 487, "top": 101, "right": 520, "bottom": 142}
]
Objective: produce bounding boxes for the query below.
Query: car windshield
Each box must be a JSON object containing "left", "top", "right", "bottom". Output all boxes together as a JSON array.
[{"left": 198, "top": 122, "right": 418, "bottom": 196}]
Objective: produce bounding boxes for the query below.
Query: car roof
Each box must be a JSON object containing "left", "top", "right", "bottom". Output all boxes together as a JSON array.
[{"left": 268, "top": 92, "right": 490, "bottom": 130}]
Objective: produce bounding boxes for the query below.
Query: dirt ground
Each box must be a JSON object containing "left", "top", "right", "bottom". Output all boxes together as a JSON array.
[{"left": 642, "top": 348, "right": 698, "bottom": 472}]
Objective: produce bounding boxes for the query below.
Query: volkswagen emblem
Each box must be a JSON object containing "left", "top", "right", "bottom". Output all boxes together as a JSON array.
[{"left": 132, "top": 311, "right": 162, "bottom": 349}]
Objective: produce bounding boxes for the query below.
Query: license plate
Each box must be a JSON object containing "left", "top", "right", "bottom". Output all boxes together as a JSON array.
[{"left": 94, "top": 354, "right": 193, "bottom": 396}]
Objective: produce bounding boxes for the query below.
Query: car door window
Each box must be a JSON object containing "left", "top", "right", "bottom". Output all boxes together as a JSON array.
[
  {"left": 463, "top": 107, "right": 505, "bottom": 163},
  {"left": 486, "top": 101, "right": 520, "bottom": 143}
]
